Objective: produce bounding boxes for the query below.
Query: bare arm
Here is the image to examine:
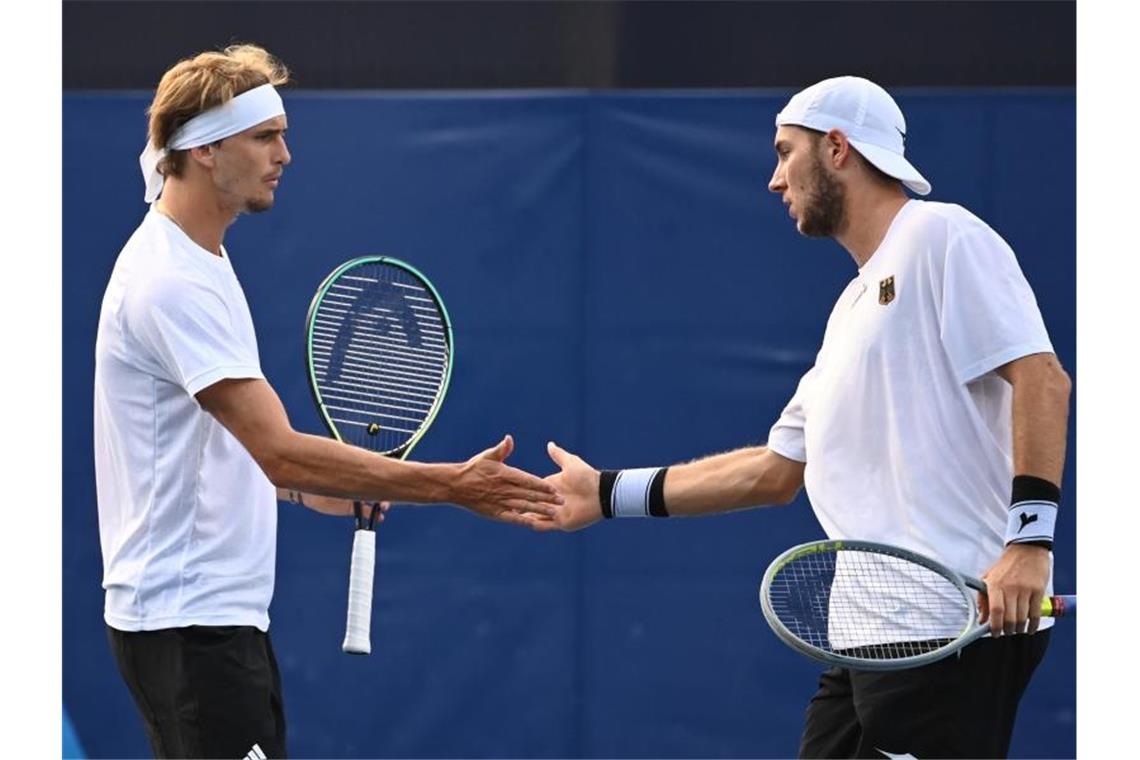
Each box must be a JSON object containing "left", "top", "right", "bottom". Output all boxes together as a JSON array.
[
  {"left": 995, "top": 352, "right": 1072, "bottom": 485},
  {"left": 980, "top": 352, "right": 1072, "bottom": 636},
  {"left": 532, "top": 441, "right": 804, "bottom": 531},
  {"left": 274, "top": 487, "right": 392, "bottom": 520},
  {"left": 197, "top": 378, "right": 561, "bottom": 524},
  {"left": 664, "top": 445, "right": 805, "bottom": 516}
]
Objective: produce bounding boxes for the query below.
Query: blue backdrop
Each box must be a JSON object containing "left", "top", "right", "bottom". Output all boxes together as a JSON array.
[{"left": 63, "top": 90, "right": 1076, "bottom": 758}]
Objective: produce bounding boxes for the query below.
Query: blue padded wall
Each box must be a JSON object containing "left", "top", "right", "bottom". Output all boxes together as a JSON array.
[{"left": 63, "top": 90, "right": 1075, "bottom": 758}]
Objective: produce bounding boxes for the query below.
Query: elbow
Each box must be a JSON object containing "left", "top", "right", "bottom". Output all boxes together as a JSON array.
[
  {"left": 774, "top": 481, "right": 802, "bottom": 506},
  {"left": 765, "top": 468, "right": 803, "bottom": 506},
  {"left": 1044, "top": 359, "right": 1073, "bottom": 408},
  {"left": 1056, "top": 364, "right": 1073, "bottom": 401},
  {"left": 250, "top": 443, "right": 295, "bottom": 489},
  {"left": 258, "top": 454, "right": 289, "bottom": 488}
]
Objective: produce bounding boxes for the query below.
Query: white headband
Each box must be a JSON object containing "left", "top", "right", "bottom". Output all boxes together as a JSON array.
[{"left": 139, "top": 83, "right": 286, "bottom": 203}]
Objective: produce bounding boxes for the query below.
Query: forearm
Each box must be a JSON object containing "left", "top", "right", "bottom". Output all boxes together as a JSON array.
[
  {"left": 275, "top": 486, "right": 343, "bottom": 514},
  {"left": 266, "top": 431, "right": 457, "bottom": 504},
  {"left": 664, "top": 446, "right": 804, "bottom": 516},
  {"left": 1008, "top": 357, "right": 1071, "bottom": 486}
]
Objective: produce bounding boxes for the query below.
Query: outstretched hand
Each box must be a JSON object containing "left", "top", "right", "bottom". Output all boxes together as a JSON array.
[
  {"left": 453, "top": 435, "right": 565, "bottom": 527},
  {"left": 516, "top": 441, "right": 604, "bottom": 532}
]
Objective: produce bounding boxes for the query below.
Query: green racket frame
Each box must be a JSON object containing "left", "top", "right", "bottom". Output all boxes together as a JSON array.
[{"left": 304, "top": 255, "right": 454, "bottom": 460}]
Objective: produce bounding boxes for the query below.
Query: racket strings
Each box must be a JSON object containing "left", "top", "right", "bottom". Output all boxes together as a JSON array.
[
  {"left": 310, "top": 262, "right": 451, "bottom": 454},
  {"left": 768, "top": 549, "right": 971, "bottom": 660}
]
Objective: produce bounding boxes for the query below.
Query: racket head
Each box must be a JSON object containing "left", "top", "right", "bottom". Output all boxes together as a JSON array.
[
  {"left": 305, "top": 256, "right": 453, "bottom": 460},
  {"left": 759, "top": 539, "right": 981, "bottom": 671}
]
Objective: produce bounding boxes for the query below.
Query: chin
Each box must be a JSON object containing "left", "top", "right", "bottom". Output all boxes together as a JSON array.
[{"left": 246, "top": 196, "right": 274, "bottom": 214}]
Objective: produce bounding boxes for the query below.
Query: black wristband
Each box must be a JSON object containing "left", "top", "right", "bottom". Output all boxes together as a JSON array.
[
  {"left": 648, "top": 467, "right": 670, "bottom": 517},
  {"left": 599, "top": 470, "right": 618, "bottom": 519},
  {"left": 1007, "top": 474, "right": 1060, "bottom": 551},
  {"left": 598, "top": 467, "right": 670, "bottom": 518},
  {"left": 1011, "top": 474, "right": 1061, "bottom": 506}
]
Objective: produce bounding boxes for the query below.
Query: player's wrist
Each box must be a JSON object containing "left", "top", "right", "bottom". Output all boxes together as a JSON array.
[
  {"left": 599, "top": 467, "right": 670, "bottom": 518},
  {"left": 1005, "top": 474, "right": 1059, "bottom": 550}
]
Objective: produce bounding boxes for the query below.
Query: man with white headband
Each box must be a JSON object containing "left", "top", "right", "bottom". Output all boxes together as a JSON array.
[
  {"left": 532, "top": 76, "right": 1071, "bottom": 757},
  {"left": 94, "top": 45, "right": 562, "bottom": 758}
]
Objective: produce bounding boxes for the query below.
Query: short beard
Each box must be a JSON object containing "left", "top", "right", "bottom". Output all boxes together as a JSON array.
[
  {"left": 244, "top": 196, "right": 274, "bottom": 214},
  {"left": 798, "top": 155, "right": 847, "bottom": 238}
]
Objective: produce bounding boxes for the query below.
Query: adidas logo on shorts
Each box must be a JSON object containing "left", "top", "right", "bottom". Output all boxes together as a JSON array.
[{"left": 245, "top": 743, "right": 267, "bottom": 760}]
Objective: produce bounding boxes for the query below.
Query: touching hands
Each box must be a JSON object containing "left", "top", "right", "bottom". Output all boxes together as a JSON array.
[
  {"left": 452, "top": 435, "right": 566, "bottom": 527},
  {"left": 510, "top": 441, "right": 605, "bottom": 532},
  {"left": 978, "top": 543, "right": 1051, "bottom": 636}
]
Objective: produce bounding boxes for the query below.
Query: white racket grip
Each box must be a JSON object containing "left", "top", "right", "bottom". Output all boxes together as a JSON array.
[{"left": 342, "top": 529, "right": 376, "bottom": 655}]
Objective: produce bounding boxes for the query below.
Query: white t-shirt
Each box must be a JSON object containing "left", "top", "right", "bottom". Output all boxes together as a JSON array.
[
  {"left": 767, "top": 200, "right": 1056, "bottom": 645},
  {"left": 94, "top": 208, "right": 277, "bottom": 632}
]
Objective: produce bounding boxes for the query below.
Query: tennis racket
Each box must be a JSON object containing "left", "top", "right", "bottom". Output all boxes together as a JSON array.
[
  {"left": 759, "top": 539, "right": 1074, "bottom": 671},
  {"left": 305, "top": 256, "right": 453, "bottom": 655}
]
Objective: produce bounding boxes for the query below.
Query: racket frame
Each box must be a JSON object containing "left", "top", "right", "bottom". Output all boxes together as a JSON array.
[
  {"left": 759, "top": 539, "right": 1059, "bottom": 671},
  {"left": 304, "top": 255, "right": 454, "bottom": 460},
  {"left": 303, "top": 255, "right": 453, "bottom": 655}
]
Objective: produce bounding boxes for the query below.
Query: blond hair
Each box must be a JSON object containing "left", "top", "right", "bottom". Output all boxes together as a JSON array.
[{"left": 147, "top": 44, "right": 290, "bottom": 178}]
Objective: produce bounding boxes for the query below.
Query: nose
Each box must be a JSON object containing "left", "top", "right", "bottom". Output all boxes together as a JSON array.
[
  {"left": 278, "top": 136, "right": 292, "bottom": 166},
  {"left": 768, "top": 165, "right": 785, "bottom": 194}
]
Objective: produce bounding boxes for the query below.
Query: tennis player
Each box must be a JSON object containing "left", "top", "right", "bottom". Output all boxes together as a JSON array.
[
  {"left": 93, "top": 44, "right": 561, "bottom": 759},
  {"left": 532, "top": 77, "right": 1070, "bottom": 758}
]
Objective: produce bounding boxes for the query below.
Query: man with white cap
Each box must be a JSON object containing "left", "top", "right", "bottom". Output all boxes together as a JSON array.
[
  {"left": 95, "top": 44, "right": 562, "bottom": 758},
  {"left": 532, "top": 76, "right": 1071, "bottom": 757}
]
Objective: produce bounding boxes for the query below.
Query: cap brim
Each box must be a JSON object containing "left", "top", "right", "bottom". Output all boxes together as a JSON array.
[{"left": 849, "top": 139, "right": 932, "bottom": 196}]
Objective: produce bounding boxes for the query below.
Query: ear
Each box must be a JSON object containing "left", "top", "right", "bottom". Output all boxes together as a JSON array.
[
  {"left": 823, "top": 128, "right": 854, "bottom": 170},
  {"left": 187, "top": 143, "right": 217, "bottom": 170}
]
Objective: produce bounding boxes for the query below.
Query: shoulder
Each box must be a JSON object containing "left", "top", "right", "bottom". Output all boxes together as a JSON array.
[
  {"left": 901, "top": 200, "right": 994, "bottom": 238},
  {"left": 122, "top": 248, "right": 222, "bottom": 319},
  {"left": 900, "top": 202, "right": 1014, "bottom": 274}
]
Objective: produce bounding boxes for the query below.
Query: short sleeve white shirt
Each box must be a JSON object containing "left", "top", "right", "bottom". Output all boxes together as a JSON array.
[
  {"left": 94, "top": 208, "right": 277, "bottom": 632},
  {"left": 767, "top": 200, "right": 1055, "bottom": 642}
]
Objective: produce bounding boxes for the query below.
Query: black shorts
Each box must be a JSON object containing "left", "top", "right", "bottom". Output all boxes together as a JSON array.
[
  {"left": 799, "top": 628, "right": 1051, "bottom": 759},
  {"left": 107, "top": 624, "right": 288, "bottom": 759}
]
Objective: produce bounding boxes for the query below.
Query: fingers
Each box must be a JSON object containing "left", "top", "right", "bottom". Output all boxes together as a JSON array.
[
  {"left": 1027, "top": 590, "right": 1043, "bottom": 635},
  {"left": 498, "top": 465, "right": 563, "bottom": 503},
  {"left": 503, "top": 512, "right": 561, "bottom": 533},
  {"left": 977, "top": 588, "right": 990, "bottom": 625},
  {"left": 547, "top": 440, "right": 568, "bottom": 467},
  {"left": 1013, "top": 592, "right": 1030, "bottom": 636},
  {"left": 547, "top": 440, "right": 587, "bottom": 471},
  {"left": 500, "top": 497, "right": 559, "bottom": 517},
  {"left": 475, "top": 435, "right": 515, "bottom": 463},
  {"left": 987, "top": 586, "right": 1006, "bottom": 636}
]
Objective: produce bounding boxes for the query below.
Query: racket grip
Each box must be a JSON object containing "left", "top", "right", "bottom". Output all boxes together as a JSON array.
[
  {"left": 1044, "top": 594, "right": 1076, "bottom": 618},
  {"left": 342, "top": 529, "right": 376, "bottom": 655}
]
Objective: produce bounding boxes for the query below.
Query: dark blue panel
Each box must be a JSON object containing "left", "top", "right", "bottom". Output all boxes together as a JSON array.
[{"left": 64, "top": 90, "right": 1075, "bottom": 759}]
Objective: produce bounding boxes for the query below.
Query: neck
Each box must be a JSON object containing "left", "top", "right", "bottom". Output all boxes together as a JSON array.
[
  {"left": 833, "top": 185, "right": 911, "bottom": 268},
  {"left": 155, "top": 179, "right": 238, "bottom": 256}
]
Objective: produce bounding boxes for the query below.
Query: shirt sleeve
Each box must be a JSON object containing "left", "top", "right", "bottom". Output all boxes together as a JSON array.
[
  {"left": 766, "top": 364, "right": 817, "bottom": 463},
  {"left": 938, "top": 226, "right": 1054, "bottom": 385},
  {"left": 129, "top": 274, "right": 264, "bottom": 398}
]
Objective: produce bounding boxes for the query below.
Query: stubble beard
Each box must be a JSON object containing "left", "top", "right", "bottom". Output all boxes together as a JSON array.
[
  {"left": 245, "top": 195, "right": 273, "bottom": 214},
  {"left": 797, "top": 156, "right": 847, "bottom": 239}
]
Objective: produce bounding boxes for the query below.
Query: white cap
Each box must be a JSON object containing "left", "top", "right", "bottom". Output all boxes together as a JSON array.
[{"left": 775, "top": 76, "right": 931, "bottom": 196}]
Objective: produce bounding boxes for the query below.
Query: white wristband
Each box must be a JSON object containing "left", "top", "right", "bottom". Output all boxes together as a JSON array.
[
  {"left": 611, "top": 468, "right": 659, "bottom": 517},
  {"left": 1005, "top": 500, "right": 1057, "bottom": 545}
]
